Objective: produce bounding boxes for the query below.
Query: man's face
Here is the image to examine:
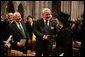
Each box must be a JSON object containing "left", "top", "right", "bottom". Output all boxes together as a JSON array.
[
  {"left": 7, "top": 13, "right": 14, "bottom": 20},
  {"left": 42, "top": 12, "right": 51, "bottom": 20},
  {"left": 8, "top": 14, "right": 13, "bottom": 20},
  {"left": 27, "top": 17, "right": 33, "bottom": 23},
  {"left": 14, "top": 14, "right": 21, "bottom": 21}
]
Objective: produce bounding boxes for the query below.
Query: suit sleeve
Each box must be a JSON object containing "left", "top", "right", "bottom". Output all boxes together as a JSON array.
[
  {"left": 34, "top": 21, "right": 44, "bottom": 39},
  {"left": 62, "top": 28, "right": 72, "bottom": 46}
]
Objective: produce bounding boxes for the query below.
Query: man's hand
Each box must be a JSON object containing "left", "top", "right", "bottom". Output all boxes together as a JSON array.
[
  {"left": 5, "top": 43, "right": 11, "bottom": 48},
  {"left": 3, "top": 41, "right": 7, "bottom": 43},
  {"left": 43, "top": 35, "right": 49, "bottom": 40},
  {"left": 28, "top": 39, "right": 32, "bottom": 43},
  {"left": 3, "top": 41, "right": 11, "bottom": 48},
  {"left": 17, "top": 42, "right": 23, "bottom": 47}
]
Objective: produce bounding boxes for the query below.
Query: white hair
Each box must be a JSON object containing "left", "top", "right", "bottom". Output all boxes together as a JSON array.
[
  {"left": 13, "top": 12, "right": 21, "bottom": 16},
  {"left": 41, "top": 8, "right": 51, "bottom": 14},
  {"left": 8, "top": 13, "right": 13, "bottom": 16}
]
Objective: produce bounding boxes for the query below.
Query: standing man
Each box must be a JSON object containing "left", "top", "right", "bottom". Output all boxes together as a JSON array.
[
  {"left": 8, "top": 12, "right": 30, "bottom": 54},
  {"left": 34, "top": 8, "right": 57, "bottom": 56}
]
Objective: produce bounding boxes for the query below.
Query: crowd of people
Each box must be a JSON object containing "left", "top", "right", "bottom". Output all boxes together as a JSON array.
[{"left": 0, "top": 8, "right": 84, "bottom": 56}]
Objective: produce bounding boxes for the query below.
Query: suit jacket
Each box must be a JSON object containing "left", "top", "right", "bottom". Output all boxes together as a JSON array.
[
  {"left": 34, "top": 18, "right": 57, "bottom": 46},
  {"left": 8, "top": 21, "right": 30, "bottom": 44},
  {"left": 26, "top": 21, "right": 35, "bottom": 39}
]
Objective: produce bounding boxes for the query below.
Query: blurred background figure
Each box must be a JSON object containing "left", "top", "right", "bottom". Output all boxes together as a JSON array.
[
  {"left": 7, "top": 13, "right": 14, "bottom": 23},
  {"left": 25, "top": 15, "right": 36, "bottom": 52}
]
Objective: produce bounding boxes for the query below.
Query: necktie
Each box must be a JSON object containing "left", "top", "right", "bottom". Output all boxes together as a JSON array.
[
  {"left": 45, "top": 20, "right": 49, "bottom": 34},
  {"left": 18, "top": 22, "right": 23, "bottom": 31},
  {"left": 46, "top": 20, "right": 48, "bottom": 26},
  {"left": 18, "top": 22, "right": 26, "bottom": 38}
]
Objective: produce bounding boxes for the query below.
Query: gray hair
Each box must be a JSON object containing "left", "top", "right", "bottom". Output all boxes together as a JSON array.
[
  {"left": 13, "top": 12, "right": 21, "bottom": 17},
  {"left": 41, "top": 8, "right": 51, "bottom": 14}
]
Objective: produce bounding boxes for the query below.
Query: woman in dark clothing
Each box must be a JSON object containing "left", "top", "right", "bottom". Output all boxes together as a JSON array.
[{"left": 53, "top": 12, "right": 72, "bottom": 56}]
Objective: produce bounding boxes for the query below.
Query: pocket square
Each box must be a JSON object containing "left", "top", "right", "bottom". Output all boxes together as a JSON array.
[{"left": 51, "top": 27, "right": 54, "bottom": 29}]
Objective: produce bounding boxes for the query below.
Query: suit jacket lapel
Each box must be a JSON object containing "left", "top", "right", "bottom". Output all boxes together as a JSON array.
[
  {"left": 21, "top": 21, "right": 26, "bottom": 33},
  {"left": 13, "top": 22, "right": 26, "bottom": 37},
  {"left": 13, "top": 22, "right": 22, "bottom": 35},
  {"left": 19, "top": 21, "right": 27, "bottom": 38},
  {"left": 41, "top": 18, "right": 45, "bottom": 27},
  {"left": 49, "top": 20, "right": 52, "bottom": 28}
]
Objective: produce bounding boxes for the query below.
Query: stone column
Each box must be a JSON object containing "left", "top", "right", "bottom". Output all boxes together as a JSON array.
[
  {"left": 35, "top": 1, "right": 40, "bottom": 20},
  {"left": 1, "top": 3, "right": 6, "bottom": 17},
  {"left": 40, "top": 1, "right": 44, "bottom": 18},
  {"left": 61, "top": 1, "right": 71, "bottom": 14},
  {"left": 61, "top": 1, "right": 64, "bottom": 12},
  {"left": 41, "top": 1, "right": 44, "bottom": 8},
  {"left": 23, "top": 1, "right": 28, "bottom": 20},
  {"left": 61, "top": 1, "right": 72, "bottom": 20},
  {"left": 71, "top": 1, "right": 78, "bottom": 21},
  {"left": 13, "top": 1, "right": 20, "bottom": 11},
  {"left": 44, "top": 1, "right": 49, "bottom": 8},
  {"left": 48, "top": 1, "right": 52, "bottom": 10},
  {"left": 78, "top": 1, "right": 84, "bottom": 18}
]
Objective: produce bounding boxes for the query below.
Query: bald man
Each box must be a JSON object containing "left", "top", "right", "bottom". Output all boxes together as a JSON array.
[
  {"left": 7, "top": 12, "right": 30, "bottom": 54},
  {"left": 34, "top": 8, "right": 57, "bottom": 56}
]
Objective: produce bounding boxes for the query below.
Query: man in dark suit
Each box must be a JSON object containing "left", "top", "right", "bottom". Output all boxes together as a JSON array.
[
  {"left": 8, "top": 12, "right": 30, "bottom": 54},
  {"left": 34, "top": 8, "right": 57, "bottom": 56}
]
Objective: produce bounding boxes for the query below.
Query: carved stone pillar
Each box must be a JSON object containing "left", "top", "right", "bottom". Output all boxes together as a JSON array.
[
  {"left": 61, "top": 1, "right": 71, "bottom": 14},
  {"left": 35, "top": 1, "right": 40, "bottom": 20},
  {"left": 71, "top": 1, "right": 84, "bottom": 21}
]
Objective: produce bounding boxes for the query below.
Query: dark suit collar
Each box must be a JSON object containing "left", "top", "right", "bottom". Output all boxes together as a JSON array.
[
  {"left": 43, "top": 18, "right": 53, "bottom": 26},
  {"left": 40, "top": 18, "right": 53, "bottom": 27},
  {"left": 39, "top": 18, "right": 45, "bottom": 27},
  {"left": 12, "top": 22, "right": 21, "bottom": 32},
  {"left": 12, "top": 21, "right": 26, "bottom": 37}
]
